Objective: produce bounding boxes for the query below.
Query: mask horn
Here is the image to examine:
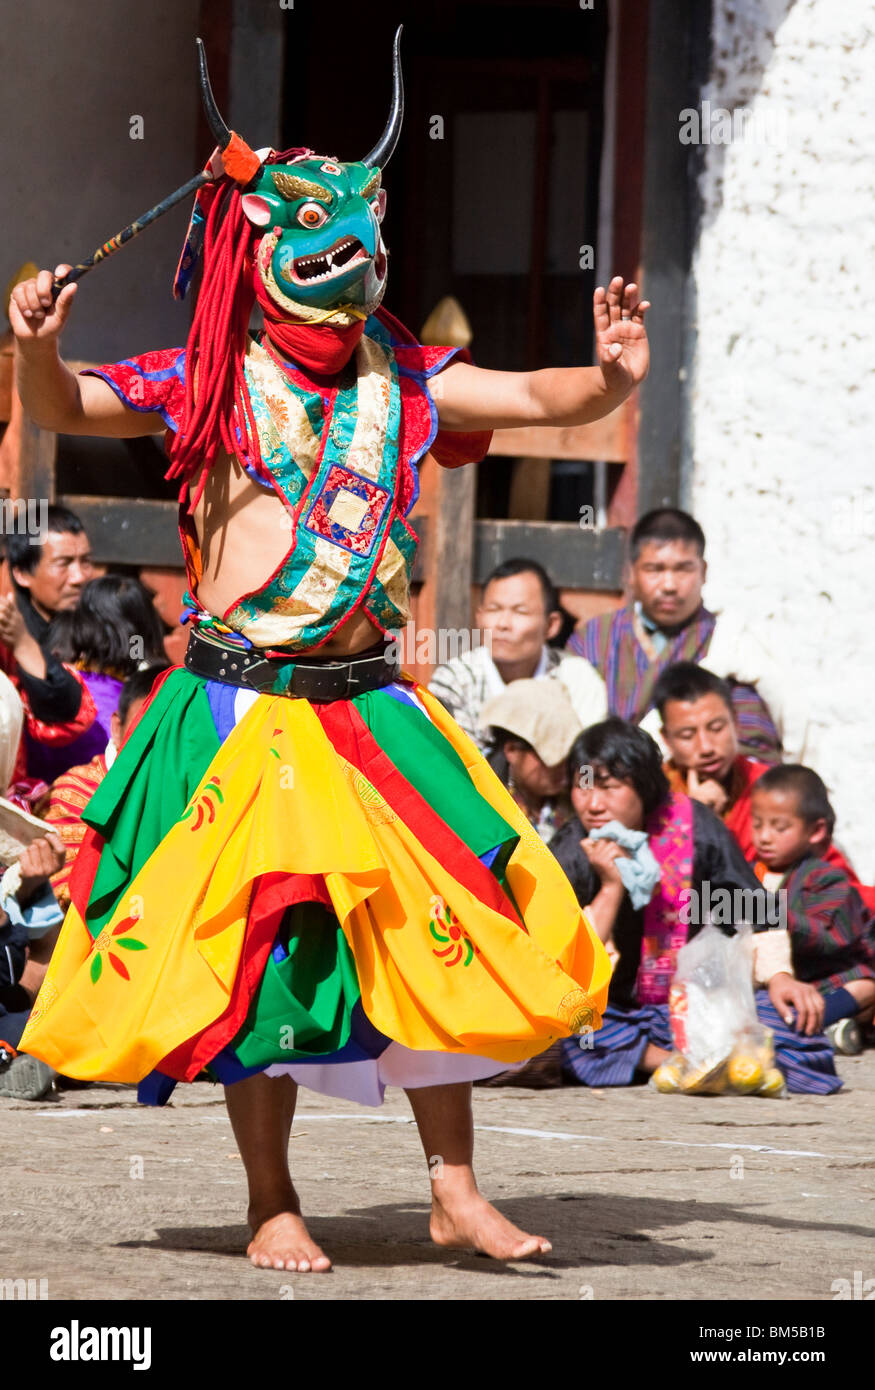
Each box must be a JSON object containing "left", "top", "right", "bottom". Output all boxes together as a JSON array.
[
  {"left": 196, "top": 38, "right": 262, "bottom": 184},
  {"left": 361, "top": 26, "right": 404, "bottom": 169},
  {"left": 197, "top": 37, "right": 232, "bottom": 147}
]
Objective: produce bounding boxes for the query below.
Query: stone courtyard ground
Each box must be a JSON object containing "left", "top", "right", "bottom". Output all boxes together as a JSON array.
[{"left": 1, "top": 1052, "right": 873, "bottom": 1302}]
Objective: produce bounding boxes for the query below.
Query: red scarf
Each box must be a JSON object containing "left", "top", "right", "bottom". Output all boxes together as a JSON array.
[{"left": 253, "top": 273, "right": 366, "bottom": 375}]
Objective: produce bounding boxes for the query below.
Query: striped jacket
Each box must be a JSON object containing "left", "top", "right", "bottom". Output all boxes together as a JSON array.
[{"left": 782, "top": 855, "right": 875, "bottom": 994}]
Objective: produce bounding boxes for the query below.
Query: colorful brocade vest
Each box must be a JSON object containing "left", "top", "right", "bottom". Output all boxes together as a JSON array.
[
  {"left": 213, "top": 318, "right": 411, "bottom": 649},
  {"left": 84, "top": 310, "right": 491, "bottom": 653}
]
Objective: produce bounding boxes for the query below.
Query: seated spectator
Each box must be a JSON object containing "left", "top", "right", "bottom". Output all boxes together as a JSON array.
[
  {"left": 0, "top": 666, "right": 24, "bottom": 793},
  {"left": 480, "top": 679, "right": 581, "bottom": 844},
  {"left": 35, "top": 575, "right": 167, "bottom": 785},
  {"left": 655, "top": 661, "right": 873, "bottom": 909},
  {"left": 45, "top": 662, "right": 170, "bottom": 911},
  {"left": 0, "top": 597, "right": 98, "bottom": 812},
  {"left": 550, "top": 718, "right": 840, "bottom": 1094},
  {"left": 0, "top": 832, "right": 66, "bottom": 1100},
  {"left": 4, "top": 502, "right": 95, "bottom": 729},
  {"left": 751, "top": 766, "right": 875, "bottom": 1056},
  {"left": 567, "top": 508, "right": 806, "bottom": 764},
  {"left": 429, "top": 558, "right": 606, "bottom": 754}
]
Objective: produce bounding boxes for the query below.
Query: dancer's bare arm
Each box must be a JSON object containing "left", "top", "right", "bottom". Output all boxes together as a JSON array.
[
  {"left": 435, "top": 276, "right": 650, "bottom": 431},
  {"left": 10, "top": 266, "right": 165, "bottom": 438}
]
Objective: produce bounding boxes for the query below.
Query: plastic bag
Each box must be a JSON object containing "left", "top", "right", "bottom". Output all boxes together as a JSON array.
[
  {"left": 650, "top": 925, "right": 786, "bottom": 1097},
  {"left": 727, "top": 1026, "right": 785, "bottom": 1096}
]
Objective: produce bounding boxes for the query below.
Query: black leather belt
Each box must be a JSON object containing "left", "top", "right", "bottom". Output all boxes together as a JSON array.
[{"left": 183, "top": 627, "right": 399, "bottom": 701}]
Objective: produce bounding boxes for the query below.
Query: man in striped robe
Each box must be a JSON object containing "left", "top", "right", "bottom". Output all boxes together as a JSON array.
[{"left": 567, "top": 508, "right": 803, "bottom": 765}]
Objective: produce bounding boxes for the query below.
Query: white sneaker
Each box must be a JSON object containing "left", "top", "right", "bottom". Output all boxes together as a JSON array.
[
  {"left": 0, "top": 1052, "right": 56, "bottom": 1100},
  {"left": 825, "top": 1019, "right": 864, "bottom": 1056}
]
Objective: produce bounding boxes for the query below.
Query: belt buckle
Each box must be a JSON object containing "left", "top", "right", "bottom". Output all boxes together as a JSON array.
[
  {"left": 242, "top": 656, "right": 281, "bottom": 693},
  {"left": 347, "top": 654, "right": 382, "bottom": 693}
]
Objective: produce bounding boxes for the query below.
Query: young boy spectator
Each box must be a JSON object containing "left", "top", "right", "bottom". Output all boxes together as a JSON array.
[
  {"left": 751, "top": 765, "right": 875, "bottom": 1055},
  {"left": 655, "top": 661, "right": 874, "bottom": 910}
]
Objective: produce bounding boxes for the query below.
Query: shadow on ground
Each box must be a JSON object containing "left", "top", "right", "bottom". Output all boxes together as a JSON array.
[{"left": 115, "top": 1184, "right": 875, "bottom": 1279}]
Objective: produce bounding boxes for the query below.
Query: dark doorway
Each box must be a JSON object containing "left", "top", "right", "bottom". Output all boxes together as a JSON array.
[{"left": 282, "top": 0, "right": 608, "bottom": 521}]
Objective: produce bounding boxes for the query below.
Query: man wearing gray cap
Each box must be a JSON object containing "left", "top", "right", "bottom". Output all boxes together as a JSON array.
[{"left": 480, "top": 678, "right": 583, "bottom": 844}]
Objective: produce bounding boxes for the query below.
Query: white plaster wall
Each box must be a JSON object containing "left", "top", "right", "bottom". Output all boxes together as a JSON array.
[
  {"left": 0, "top": 0, "right": 200, "bottom": 361},
  {"left": 687, "top": 0, "right": 875, "bottom": 876}
]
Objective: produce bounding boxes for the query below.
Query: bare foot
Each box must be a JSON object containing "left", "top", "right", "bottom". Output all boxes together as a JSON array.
[
  {"left": 247, "top": 1208, "right": 332, "bottom": 1273},
  {"left": 430, "top": 1189, "right": 552, "bottom": 1260}
]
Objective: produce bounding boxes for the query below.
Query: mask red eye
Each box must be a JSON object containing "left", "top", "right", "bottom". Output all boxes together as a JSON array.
[
  {"left": 297, "top": 202, "right": 327, "bottom": 228},
  {"left": 371, "top": 190, "right": 387, "bottom": 222}
]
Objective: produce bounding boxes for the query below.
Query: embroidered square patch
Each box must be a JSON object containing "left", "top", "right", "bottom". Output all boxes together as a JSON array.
[
  {"left": 304, "top": 465, "right": 392, "bottom": 555},
  {"left": 327, "top": 488, "right": 370, "bottom": 531}
]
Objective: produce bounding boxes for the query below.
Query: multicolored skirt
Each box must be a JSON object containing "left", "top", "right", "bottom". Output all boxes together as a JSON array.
[{"left": 21, "top": 667, "right": 611, "bottom": 1106}]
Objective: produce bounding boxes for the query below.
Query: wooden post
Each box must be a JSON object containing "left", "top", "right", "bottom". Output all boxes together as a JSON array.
[
  {"left": 508, "top": 457, "right": 551, "bottom": 521},
  {"left": 412, "top": 298, "right": 479, "bottom": 679},
  {"left": 431, "top": 463, "right": 477, "bottom": 637},
  {"left": 13, "top": 414, "right": 56, "bottom": 509}
]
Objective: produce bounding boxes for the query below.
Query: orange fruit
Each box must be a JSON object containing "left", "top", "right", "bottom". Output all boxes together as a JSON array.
[
  {"left": 756, "top": 1067, "right": 786, "bottom": 1097},
  {"left": 680, "top": 1060, "right": 729, "bottom": 1094},
  {"left": 728, "top": 1055, "right": 764, "bottom": 1093},
  {"left": 652, "top": 1061, "right": 683, "bottom": 1093}
]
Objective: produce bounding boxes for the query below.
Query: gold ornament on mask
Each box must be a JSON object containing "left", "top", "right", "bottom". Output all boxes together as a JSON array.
[{"left": 271, "top": 171, "right": 332, "bottom": 203}]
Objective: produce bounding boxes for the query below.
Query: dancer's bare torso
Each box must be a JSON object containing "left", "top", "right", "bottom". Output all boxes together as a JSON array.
[
  {"left": 12, "top": 270, "right": 649, "bottom": 667},
  {"left": 193, "top": 447, "right": 381, "bottom": 655}
]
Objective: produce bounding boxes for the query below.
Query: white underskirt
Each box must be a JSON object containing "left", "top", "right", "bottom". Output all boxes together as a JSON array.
[{"left": 265, "top": 1042, "right": 519, "bottom": 1108}]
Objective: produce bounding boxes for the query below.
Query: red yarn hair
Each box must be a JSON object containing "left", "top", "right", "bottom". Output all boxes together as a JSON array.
[{"left": 165, "top": 148, "right": 311, "bottom": 514}]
